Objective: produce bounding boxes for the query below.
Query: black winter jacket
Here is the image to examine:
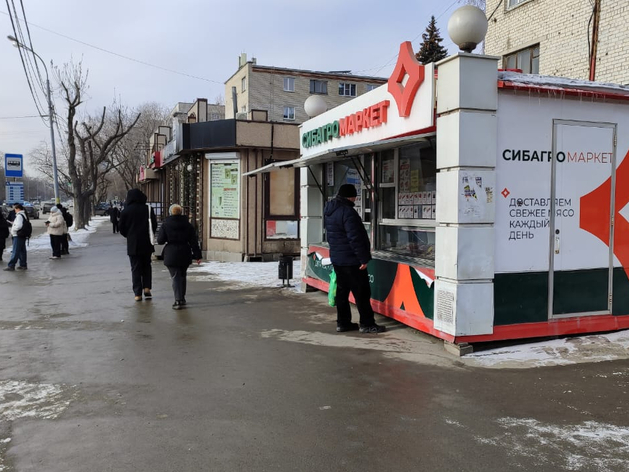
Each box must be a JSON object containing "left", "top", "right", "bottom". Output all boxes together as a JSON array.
[
  {"left": 0, "top": 213, "right": 9, "bottom": 239},
  {"left": 119, "top": 189, "right": 158, "bottom": 256},
  {"left": 324, "top": 196, "right": 371, "bottom": 266},
  {"left": 157, "top": 215, "right": 202, "bottom": 267}
]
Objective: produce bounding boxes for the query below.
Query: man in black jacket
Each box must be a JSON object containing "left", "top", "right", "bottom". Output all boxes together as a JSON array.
[
  {"left": 119, "top": 189, "right": 158, "bottom": 301},
  {"left": 324, "top": 184, "right": 385, "bottom": 334}
]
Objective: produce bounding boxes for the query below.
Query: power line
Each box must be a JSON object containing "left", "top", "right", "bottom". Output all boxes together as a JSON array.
[
  {"left": 19, "top": 0, "right": 45, "bottom": 88},
  {"left": 356, "top": 0, "right": 461, "bottom": 76},
  {"left": 5, "top": 0, "right": 47, "bottom": 121},
  {"left": 0, "top": 9, "right": 223, "bottom": 85},
  {"left": 0, "top": 115, "right": 43, "bottom": 119}
]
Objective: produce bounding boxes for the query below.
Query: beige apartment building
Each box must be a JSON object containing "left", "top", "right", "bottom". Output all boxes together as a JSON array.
[
  {"left": 225, "top": 54, "right": 387, "bottom": 123},
  {"left": 485, "top": 0, "right": 628, "bottom": 84}
]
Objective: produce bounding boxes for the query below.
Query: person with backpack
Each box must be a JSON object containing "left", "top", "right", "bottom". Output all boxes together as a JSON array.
[
  {"left": 3, "top": 203, "right": 30, "bottom": 271},
  {"left": 57, "top": 204, "right": 73, "bottom": 255},
  {"left": 46, "top": 206, "right": 67, "bottom": 259}
]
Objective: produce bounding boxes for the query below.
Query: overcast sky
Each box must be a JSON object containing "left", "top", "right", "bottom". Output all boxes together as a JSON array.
[{"left": 0, "top": 0, "right": 469, "bottom": 171}]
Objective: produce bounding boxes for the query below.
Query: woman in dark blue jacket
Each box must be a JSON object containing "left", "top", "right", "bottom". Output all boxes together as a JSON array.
[
  {"left": 324, "top": 184, "right": 385, "bottom": 334},
  {"left": 157, "top": 204, "right": 202, "bottom": 310}
]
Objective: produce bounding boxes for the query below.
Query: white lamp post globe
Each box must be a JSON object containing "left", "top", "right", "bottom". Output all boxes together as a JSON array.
[
  {"left": 448, "top": 5, "right": 488, "bottom": 53},
  {"left": 304, "top": 95, "right": 327, "bottom": 118}
]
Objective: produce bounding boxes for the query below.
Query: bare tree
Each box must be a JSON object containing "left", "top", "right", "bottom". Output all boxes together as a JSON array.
[
  {"left": 41, "top": 62, "right": 141, "bottom": 229},
  {"left": 109, "top": 102, "right": 169, "bottom": 191},
  {"left": 461, "top": 0, "right": 485, "bottom": 10}
]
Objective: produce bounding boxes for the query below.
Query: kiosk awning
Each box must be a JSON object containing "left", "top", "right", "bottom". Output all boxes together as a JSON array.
[{"left": 242, "top": 132, "right": 434, "bottom": 176}]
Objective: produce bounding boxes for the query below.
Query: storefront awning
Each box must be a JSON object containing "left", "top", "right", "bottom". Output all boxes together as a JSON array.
[{"left": 242, "top": 132, "right": 435, "bottom": 176}]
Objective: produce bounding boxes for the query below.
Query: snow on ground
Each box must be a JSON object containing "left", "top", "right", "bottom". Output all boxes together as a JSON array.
[
  {"left": 188, "top": 259, "right": 302, "bottom": 293},
  {"left": 26, "top": 216, "right": 107, "bottom": 252},
  {"left": 465, "top": 330, "right": 629, "bottom": 368}
]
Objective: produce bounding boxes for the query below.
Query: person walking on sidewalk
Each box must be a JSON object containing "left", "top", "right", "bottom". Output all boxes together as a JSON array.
[
  {"left": 4, "top": 203, "right": 28, "bottom": 271},
  {"left": 0, "top": 211, "right": 9, "bottom": 262},
  {"left": 46, "top": 206, "right": 67, "bottom": 259},
  {"left": 157, "top": 204, "right": 202, "bottom": 310},
  {"left": 119, "top": 189, "right": 157, "bottom": 302},
  {"left": 109, "top": 205, "right": 120, "bottom": 234},
  {"left": 324, "top": 184, "right": 386, "bottom": 334},
  {"left": 57, "top": 204, "right": 73, "bottom": 255}
]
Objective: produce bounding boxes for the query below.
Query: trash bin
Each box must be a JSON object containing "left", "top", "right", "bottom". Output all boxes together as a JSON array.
[{"left": 278, "top": 255, "right": 293, "bottom": 282}]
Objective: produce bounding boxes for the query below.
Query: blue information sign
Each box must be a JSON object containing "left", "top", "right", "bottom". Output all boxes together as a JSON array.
[
  {"left": 5, "top": 154, "right": 23, "bottom": 178},
  {"left": 5, "top": 182, "right": 24, "bottom": 203}
]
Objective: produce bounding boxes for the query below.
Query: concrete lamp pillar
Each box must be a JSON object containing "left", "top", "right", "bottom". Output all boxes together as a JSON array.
[{"left": 433, "top": 52, "right": 500, "bottom": 338}]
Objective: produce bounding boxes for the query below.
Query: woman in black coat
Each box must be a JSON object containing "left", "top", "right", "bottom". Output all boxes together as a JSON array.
[
  {"left": 157, "top": 204, "right": 202, "bottom": 310},
  {"left": 0, "top": 211, "right": 9, "bottom": 262},
  {"left": 119, "top": 189, "right": 158, "bottom": 301}
]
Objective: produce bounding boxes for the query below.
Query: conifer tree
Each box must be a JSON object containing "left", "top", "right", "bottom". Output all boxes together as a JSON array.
[{"left": 416, "top": 16, "right": 448, "bottom": 65}]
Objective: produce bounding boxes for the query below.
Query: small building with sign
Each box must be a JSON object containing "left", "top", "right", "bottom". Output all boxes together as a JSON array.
[{"left": 247, "top": 41, "right": 629, "bottom": 346}]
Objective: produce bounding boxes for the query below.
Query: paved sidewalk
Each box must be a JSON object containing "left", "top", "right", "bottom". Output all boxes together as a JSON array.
[{"left": 0, "top": 223, "right": 628, "bottom": 472}]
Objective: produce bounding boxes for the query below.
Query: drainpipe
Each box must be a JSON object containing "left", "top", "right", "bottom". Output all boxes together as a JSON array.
[{"left": 589, "top": 0, "right": 601, "bottom": 81}]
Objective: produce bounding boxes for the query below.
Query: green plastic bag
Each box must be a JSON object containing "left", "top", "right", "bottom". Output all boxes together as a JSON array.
[{"left": 328, "top": 270, "right": 337, "bottom": 307}]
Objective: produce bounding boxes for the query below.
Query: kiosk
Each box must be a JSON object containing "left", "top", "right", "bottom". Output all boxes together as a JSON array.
[{"left": 291, "top": 44, "right": 629, "bottom": 345}]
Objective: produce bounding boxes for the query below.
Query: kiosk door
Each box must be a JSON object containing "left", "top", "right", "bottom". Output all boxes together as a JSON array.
[{"left": 549, "top": 120, "right": 616, "bottom": 318}]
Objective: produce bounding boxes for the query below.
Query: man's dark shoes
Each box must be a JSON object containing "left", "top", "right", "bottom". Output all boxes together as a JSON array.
[
  {"left": 143, "top": 290, "right": 152, "bottom": 299},
  {"left": 359, "top": 324, "right": 386, "bottom": 334},
  {"left": 336, "top": 322, "right": 359, "bottom": 333},
  {"left": 16, "top": 266, "right": 27, "bottom": 270},
  {"left": 172, "top": 301, "right": 183, "bottom": 310},
  {"left": 3, "top": 266, "right": 15, "bottom": 271}
]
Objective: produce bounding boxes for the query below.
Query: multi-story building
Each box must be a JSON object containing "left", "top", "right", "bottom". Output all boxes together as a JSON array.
[
  {"left": 225, "top": 54, "right": 387, "bottom": 123},
  {"left": 484, "top": 0, "right": 628, "bottom": 84}
]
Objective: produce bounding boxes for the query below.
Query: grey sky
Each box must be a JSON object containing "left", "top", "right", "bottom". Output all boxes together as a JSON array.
[{"left": 0, "top": 0, "right": 468, "bottom": 169}]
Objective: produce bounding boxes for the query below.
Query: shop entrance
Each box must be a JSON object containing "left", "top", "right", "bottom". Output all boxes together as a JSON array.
[{"left": 549, "top": 120, "right": 617, "bottom": 319}]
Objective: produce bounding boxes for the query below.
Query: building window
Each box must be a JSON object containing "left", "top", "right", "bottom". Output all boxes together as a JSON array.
[
  {"left": 241, "top": 77, "right": 247, "bottom": 92},
  {"left": 504, "top": 45, "right": 539, "bottom": 74},
  {"left": 283, "top": 106, "right": 295, "bottom": 121},
  {"left": 366, "top": 84, "right": 378, "bottom": 92},
  {"left": 339, "top": 83, "right": 357, "bottom": 97},
  {"left": 283, "top": 77, "right": 295, "bottom": 92},
  {"left": 265, "top": 167, "right": 299, "bottom": 240},
  {"left": 310, "top": 79, "right": 328, "bottom": 95},
  {"left": 507, "top": 0, "right": 530, "bottom": 8}
]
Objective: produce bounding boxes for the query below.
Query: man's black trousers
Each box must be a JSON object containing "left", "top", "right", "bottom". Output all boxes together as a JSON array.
[{"left": 332, "top": 264, "right": 376, "bottom": 327}]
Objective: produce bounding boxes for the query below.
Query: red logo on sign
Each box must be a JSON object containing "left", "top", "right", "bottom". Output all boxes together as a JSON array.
[
  {"left": 581, "top": 150, "right": 629, "bottom": 278},
  {"left": 501, "top": 188, "right": 510, "bottom": 198},
  {"left": 387, "top": 42, "right": 425, "bottom": 118}
]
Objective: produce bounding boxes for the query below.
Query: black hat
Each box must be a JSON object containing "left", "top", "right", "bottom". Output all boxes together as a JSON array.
[{"left": 338, "top": 184, "right": 358, "bottom": 198}]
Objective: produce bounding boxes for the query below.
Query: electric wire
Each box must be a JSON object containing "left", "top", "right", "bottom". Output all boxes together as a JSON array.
[
  {"left": 0, "top": 9, "right": 222, "bottom": 85},
  {"left": 19, "top": 0, "right": 45, "bottom": 88},
  {"left": 356, "top": 0, "right": 461, "bottom": 75},
  {"left": 5, "top": 0, "right": 47, "bottom": 122},
  {"left": 10, "top": 0, "right": 46, "bottom": 102}
]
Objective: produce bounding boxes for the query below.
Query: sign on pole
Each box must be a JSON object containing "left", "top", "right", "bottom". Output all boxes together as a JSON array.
[
  {"left": 5, "top": 182, "right": 24, "bottom": 203},
  {"left": 5, "top": 154, "right": 23, "bottom": 178}
]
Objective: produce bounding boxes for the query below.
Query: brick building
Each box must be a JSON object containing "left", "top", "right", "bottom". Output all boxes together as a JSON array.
[
  {"left": 224, "top": 54, "right": 387, "bottom": 123},
  {"left": 484, "top": 0, "right": 629, "bottom": 84}
]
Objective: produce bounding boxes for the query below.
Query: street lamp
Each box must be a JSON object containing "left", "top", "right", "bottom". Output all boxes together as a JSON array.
[
  {"left": 7, "top": 34, "right": 60, "bottom": 205},
  {"left": 447, "top": 6, "right": 488, "bottom": 54}
]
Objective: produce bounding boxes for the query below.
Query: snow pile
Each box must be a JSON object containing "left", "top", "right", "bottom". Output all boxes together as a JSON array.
[
  {"left": 499, "top": 71, "right": 629, "bottom": 96},
  {"left": 26, "top": 217, "right": 106, "bottom": 252},
  {"left": 465, "top": 329, "right": 629, "bottom": 368},
  {"left": 188, "top": 259, "right": 302, "bottom": 292}
]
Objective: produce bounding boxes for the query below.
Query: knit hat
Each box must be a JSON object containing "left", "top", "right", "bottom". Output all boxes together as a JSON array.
[
  {"left": 338, "top": 184, "right": 358, "bottom": 198},
  {"left": 50, "top": 206, "right": 59, "bottom": 213}
]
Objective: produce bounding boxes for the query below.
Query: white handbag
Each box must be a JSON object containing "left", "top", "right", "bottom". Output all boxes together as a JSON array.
[{"left": 146, "top": 203, "right": 156, "bottom": 245}]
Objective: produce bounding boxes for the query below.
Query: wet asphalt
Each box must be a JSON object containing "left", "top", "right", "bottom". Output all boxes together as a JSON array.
[{"left": 0, "top": 221, "right": 628, "bottom": 472}]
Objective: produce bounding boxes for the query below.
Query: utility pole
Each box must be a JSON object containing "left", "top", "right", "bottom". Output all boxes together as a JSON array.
[
  {"left": 589, "top": 0, "right": 601, "bottom": 81},
  {"left": 7, "top": 35, "right": 61, "bottom": 204}
]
